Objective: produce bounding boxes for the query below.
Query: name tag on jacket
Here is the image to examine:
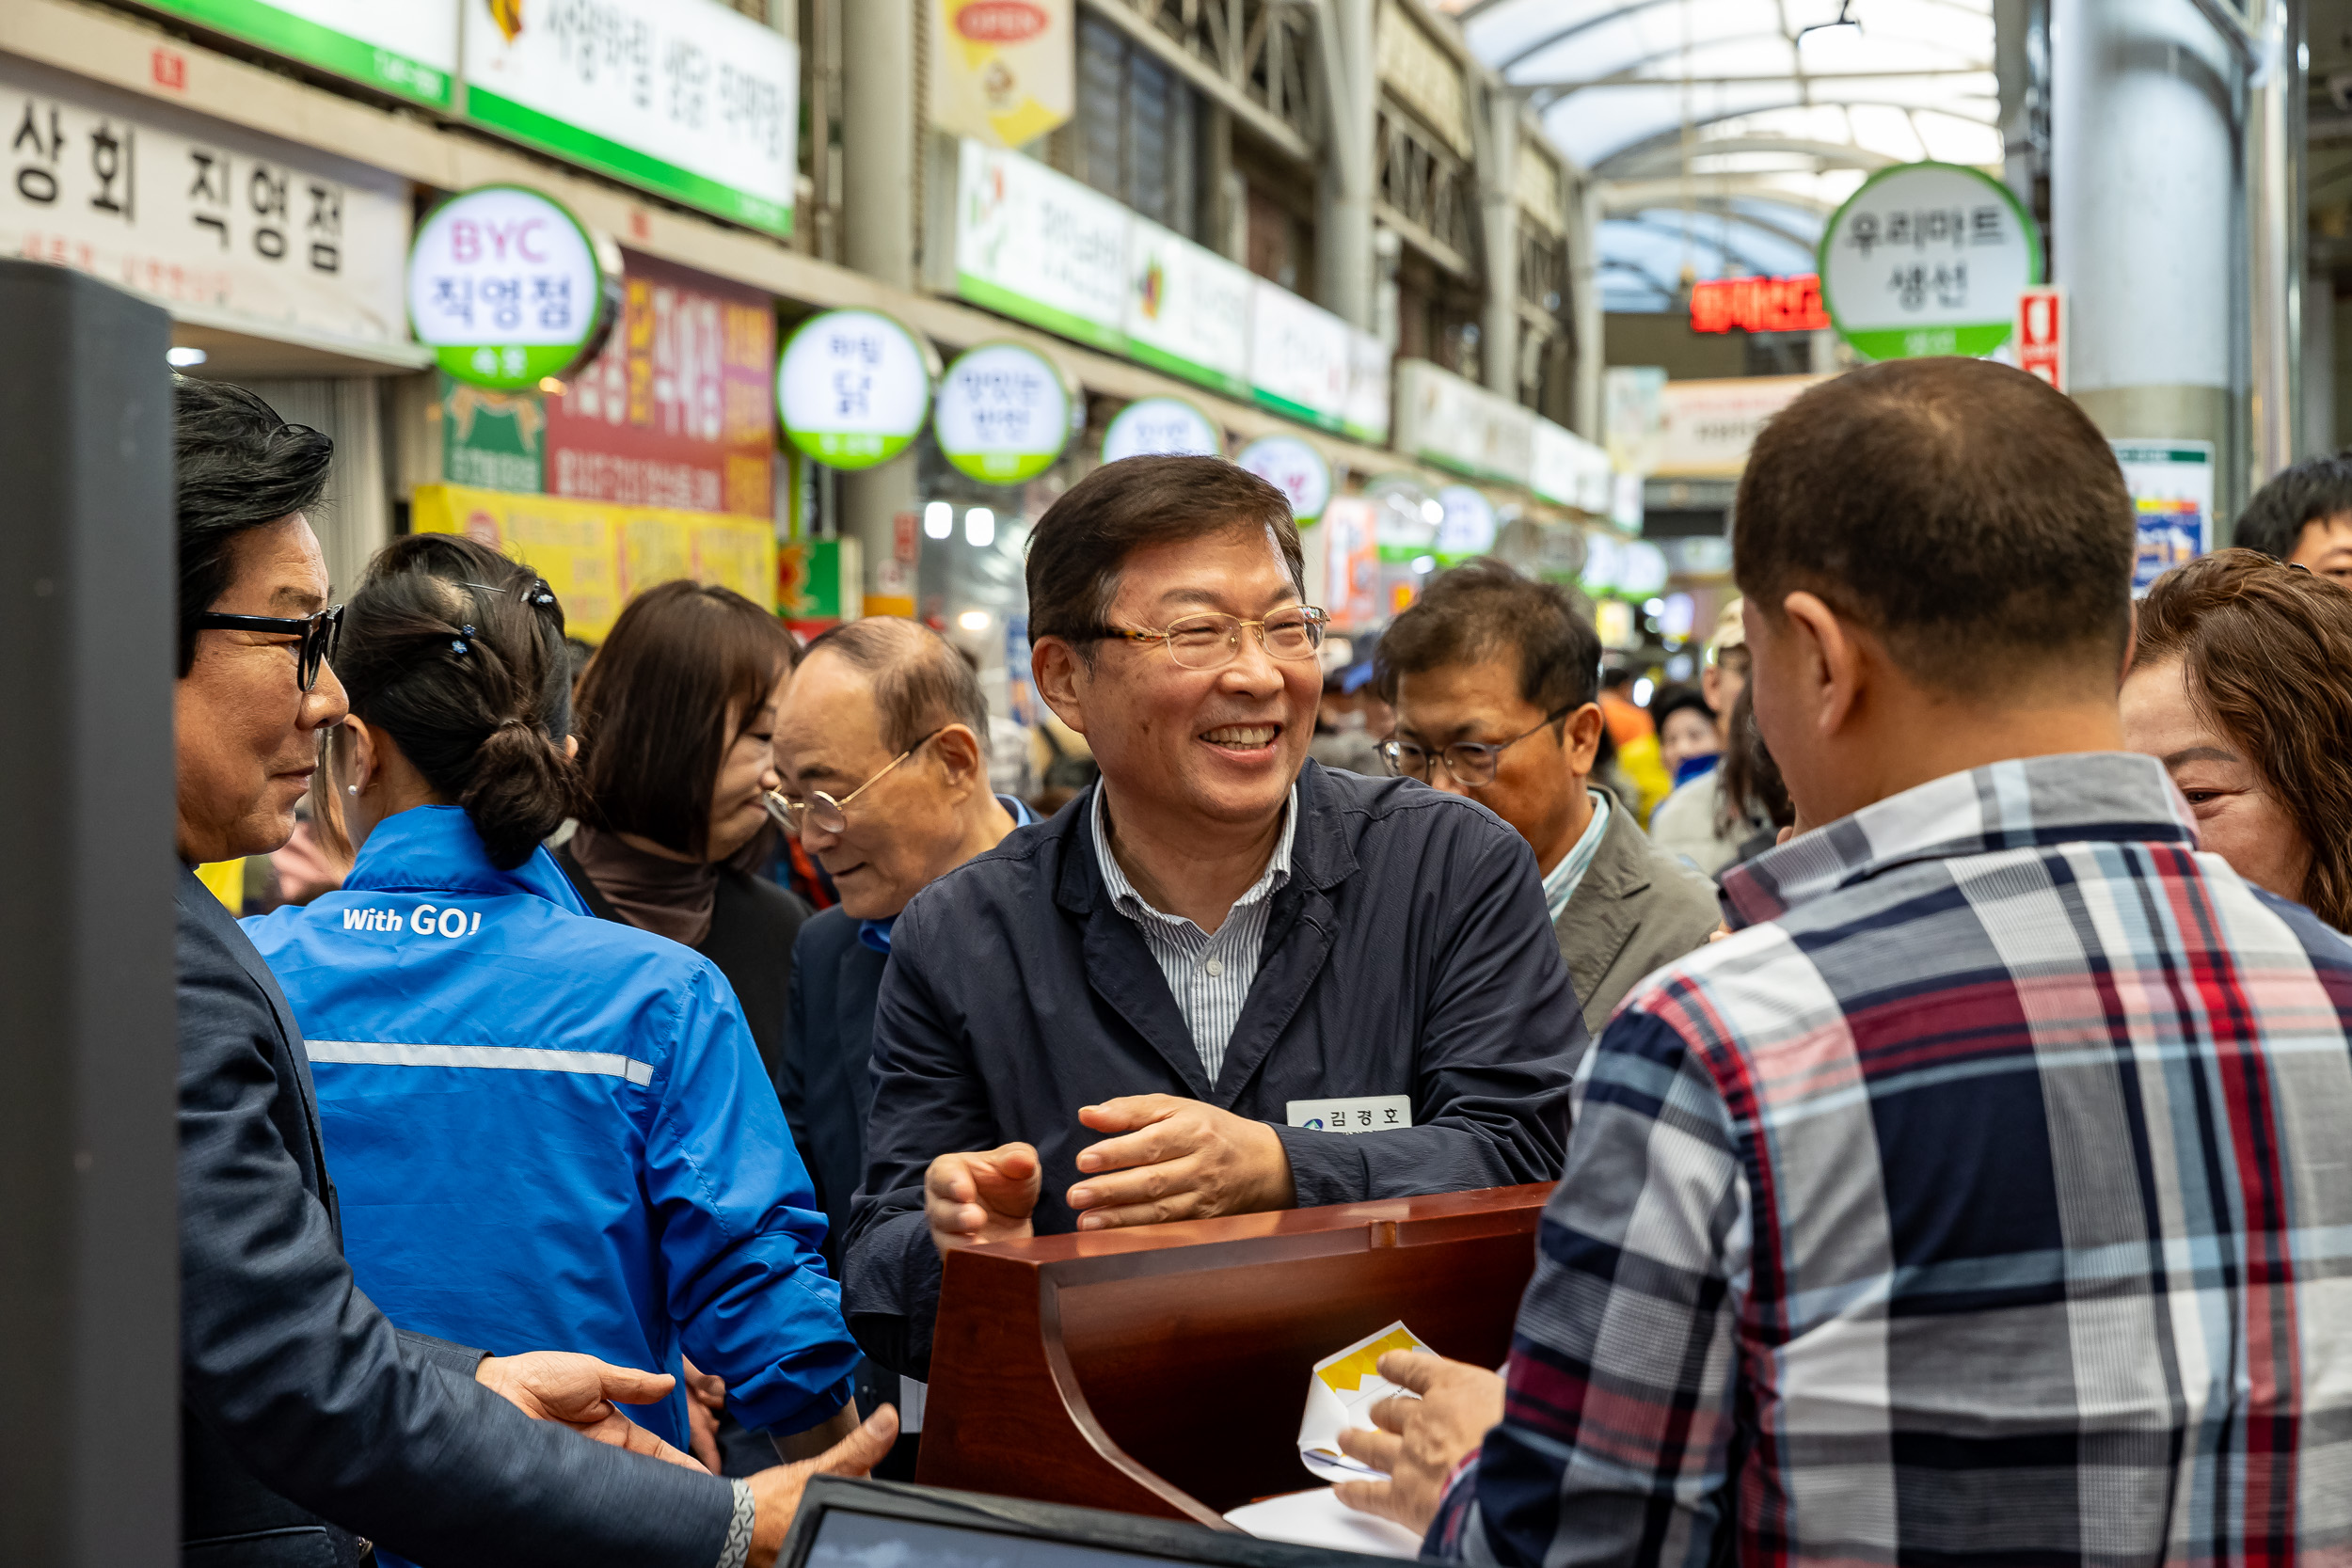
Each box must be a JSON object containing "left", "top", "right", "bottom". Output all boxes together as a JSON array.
[{"left": 1286, "top": 1096, "right": 1413, "bottom": 1134}]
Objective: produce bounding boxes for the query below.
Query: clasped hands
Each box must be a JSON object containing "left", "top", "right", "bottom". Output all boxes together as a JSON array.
[{"left": 926, "top": 1094, "right": 1296, "bottom": 1249}]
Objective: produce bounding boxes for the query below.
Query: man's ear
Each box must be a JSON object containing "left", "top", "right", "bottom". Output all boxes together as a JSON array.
[
  {"left": 1562, "top": 703, "right": 1605, "bottom": 776},
  {"left": 1779, "top": 591, "right": 1865, "bottom": 740},
  {"left": 1032, "top": 639, "right": 1090, "bottom": 736},
  {"left": 930, "top": 723, "right": 987, "bottom": 788}
]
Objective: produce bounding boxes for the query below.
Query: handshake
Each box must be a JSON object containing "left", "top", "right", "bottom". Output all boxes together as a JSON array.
[
  {"left": 476, "top": 1350, "right": 898, "bottom": 1568},
  {"left": 924, "top": 1093, "right": 1299, "bottom": 1249}
]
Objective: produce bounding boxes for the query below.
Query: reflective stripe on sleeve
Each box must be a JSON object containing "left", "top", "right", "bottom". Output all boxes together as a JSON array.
[{"left": 305, "top": 1040, "right": 655, "bottom": 1085}]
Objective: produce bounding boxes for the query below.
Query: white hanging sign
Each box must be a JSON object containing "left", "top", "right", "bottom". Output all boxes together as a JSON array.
[
  {"left": 777, "top": 308, "right": 934, "bottom": 470},
  {"left": 933, "top": 341, "right": 1075, "bottom": 483},
  {"left": 407, "top": 183, "right": 612, "bottom": 390},
  {"left": 1820, "top": 161, "right": 2042, "bottom": 361},
  {"left": 1434, "top": 485, "right": 1497, "bottom": 557},
  {"left": 1102, "top": 396, "right": 1222, "bottom": 463},
  {"left": 1236, "top": 434, "right": 1333, "bottom": 523},
  {"left": 459, "top": 0, "right": 800, "bottom": 236}
]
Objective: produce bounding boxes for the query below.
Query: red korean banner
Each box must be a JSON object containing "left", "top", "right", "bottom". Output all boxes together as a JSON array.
[{"left": 545, "top": 247, "right": 774, "bottom": 518}]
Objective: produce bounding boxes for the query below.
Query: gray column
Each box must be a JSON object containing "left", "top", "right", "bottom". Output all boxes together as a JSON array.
[
  {"left": 2305, "top": 265, "right": 2335, "bottom": 456},
  {"left": 0, "top": 261, "right": 179, "bottom": 1564},
  {"left": 1314, "top": 0, "right": 1377, "bottom": 330},
  {"left": 2050, "top": 0, "right": 2235, "bottom": 466},
  {"left": 1477, "top": 92, "right": 1520, "bottom": 400},
  {"left": 839, "top": 0, "right": 920, "bottom": 612},
  {"left": 1568, "top": 176, "right": 1604, "bottom": 441}
]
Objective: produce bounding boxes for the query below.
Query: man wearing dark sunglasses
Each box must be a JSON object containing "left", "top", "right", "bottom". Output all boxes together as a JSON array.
[
  {"left": 173, "top": 379, "right": 846, "bottom": 1567},
  {"left": 1375, "top": 561, "right": 1719, "bottom": 1037},
  {"left": 841, "top": 456, "right": 1586, "bottom": 1385}
]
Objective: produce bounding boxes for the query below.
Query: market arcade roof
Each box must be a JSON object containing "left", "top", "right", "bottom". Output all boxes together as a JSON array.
[{"left": 1443, "top": 0, "right": 2000, "bottom": 309}]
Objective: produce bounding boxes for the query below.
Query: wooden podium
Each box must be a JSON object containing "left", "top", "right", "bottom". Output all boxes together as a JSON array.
[{"left": 914, "top": 1184, "right": 1552, "bottom": 1526}]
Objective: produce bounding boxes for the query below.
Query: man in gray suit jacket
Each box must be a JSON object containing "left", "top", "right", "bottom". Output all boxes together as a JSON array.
[
  {"left": 170, "top": 378, "right": 893, "bottom": 1567},
  {"left": 1376, "top": 562, "right": 1721, "bottom": 1037}
]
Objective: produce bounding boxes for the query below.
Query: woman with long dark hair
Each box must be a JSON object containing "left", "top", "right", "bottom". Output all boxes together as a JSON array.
[{"left": 244, "top": 537, "right": 859, "bottom": 1551}]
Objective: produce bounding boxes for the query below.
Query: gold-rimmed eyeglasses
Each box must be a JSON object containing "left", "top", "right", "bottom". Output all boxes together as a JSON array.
[
  {"left": 766, "top": 728, "right": 946, "bottom": 837},
  {"left": 1083, "top": 606, "right": 1330, "bottom": 671}
]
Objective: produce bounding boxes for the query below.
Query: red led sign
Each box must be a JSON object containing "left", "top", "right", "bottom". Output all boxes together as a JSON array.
[{"left": 1689, "top": 274, "right": 1830, "bottom": 335}]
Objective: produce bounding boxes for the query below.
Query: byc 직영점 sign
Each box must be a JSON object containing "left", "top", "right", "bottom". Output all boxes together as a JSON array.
[
  {"left": 408, "top": 184, "right": 617, "bottom": 391},
  {"left": 932, "top": 341, "right": 1075, "bottom": 483},
  {"left": 1819, "top": 161, "right": 2042, "bottom": 362},
  {"left": 777, "top": 308, "right": 936, "bottom": 470}
]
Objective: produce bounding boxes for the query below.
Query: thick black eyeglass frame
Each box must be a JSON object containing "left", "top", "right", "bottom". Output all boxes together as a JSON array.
[{"left": 193, "top": 604, "right": 344, "bottom": 691}]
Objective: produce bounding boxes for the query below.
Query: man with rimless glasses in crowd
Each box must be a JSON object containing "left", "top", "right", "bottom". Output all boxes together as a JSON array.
[
  {"left": 840, "top": 455, "right": 1587, "bottom": 1383},
  {"left": 1375, "top": 562, "right": 1720, "bottom": 1037}
]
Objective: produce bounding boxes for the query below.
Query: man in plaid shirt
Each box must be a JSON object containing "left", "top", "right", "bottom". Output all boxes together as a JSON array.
[{"left": 1337, "top": 357, "right": 2352, "bottom": 1563}]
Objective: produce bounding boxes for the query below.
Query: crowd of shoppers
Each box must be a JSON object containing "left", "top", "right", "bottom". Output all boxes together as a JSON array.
[{"left": 166, "top": 365, "right": 2352, "bottom": 1566}]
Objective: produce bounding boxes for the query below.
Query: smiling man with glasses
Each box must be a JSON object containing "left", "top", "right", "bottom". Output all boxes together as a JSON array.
[
  {"left": 1375, "top": 562, "right": 1719, "bottom": 1037},
  {"left": 840, "top": 455, "right": 1585, "bottom": 1384}
]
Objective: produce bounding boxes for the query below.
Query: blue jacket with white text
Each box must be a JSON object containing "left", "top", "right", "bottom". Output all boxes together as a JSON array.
[{"left": 245, "top": 805, "right": 857, "bottom": 1460}]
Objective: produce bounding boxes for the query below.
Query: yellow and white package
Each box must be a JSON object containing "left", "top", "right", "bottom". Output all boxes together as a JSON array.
[{"left": 1296, "top": 1321, "right": 1433, "bottom": 1483}]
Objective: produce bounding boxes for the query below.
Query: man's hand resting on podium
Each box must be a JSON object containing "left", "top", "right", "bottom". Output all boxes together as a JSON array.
[
  {"left": 1066, "top": 1095, "right": 1296, "bottom": 1230},
  {"left": 927, "top": 1142, "right": 1044, "bottom": 1254},
  {"left": 1330, "top": 1351, "right": 1505, "bottom": 1536}
]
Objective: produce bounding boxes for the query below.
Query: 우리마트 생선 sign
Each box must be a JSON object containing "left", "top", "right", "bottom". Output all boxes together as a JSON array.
[
  {"left": 932, "top": 341, "right": 1074, "bottom": 483},
  {"left": 777, "top": 308, "right": 935, "bottom": 470},
  {"left": 408, "top": 184, "right": 613, "bottom": 390},
  {"left": 1819, "top": 161, "right": 2042, "bottom": 361}
]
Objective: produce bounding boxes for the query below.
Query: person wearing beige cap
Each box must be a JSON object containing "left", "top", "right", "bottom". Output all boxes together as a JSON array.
[{"left": 1647, "top": 598, "right": 1767, "bottom": 874}]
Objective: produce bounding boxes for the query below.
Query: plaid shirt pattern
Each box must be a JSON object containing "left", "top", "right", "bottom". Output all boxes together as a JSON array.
[{"left": 1429, "top": 752, "right": 2352, "bottom": 1567}]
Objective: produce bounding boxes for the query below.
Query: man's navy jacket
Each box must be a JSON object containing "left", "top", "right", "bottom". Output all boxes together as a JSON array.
[{"left": 842, "top": 762, "right": 1590, "bottom": 1377}]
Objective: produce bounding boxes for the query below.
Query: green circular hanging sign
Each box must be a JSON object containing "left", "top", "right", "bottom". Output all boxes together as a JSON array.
[
  {"left": 933, "top": 341, "right": 1075, "bottom": 484},
  {"left": 1818, "top": 162, "right": 2043, "bottom": 362},
  {"left": 777, "top": 308, "right": 937, "bottom": 470},
  {"left": 407, "top": 184, "right": 613, "bottom": 391}
]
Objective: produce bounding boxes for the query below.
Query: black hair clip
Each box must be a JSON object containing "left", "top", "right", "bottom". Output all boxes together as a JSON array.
[
  {"left": 531, "top": 578, "right": 556, "bottom": 608},
  {"left": 451, "top": 625, "right": 476, "bottom": 657}
]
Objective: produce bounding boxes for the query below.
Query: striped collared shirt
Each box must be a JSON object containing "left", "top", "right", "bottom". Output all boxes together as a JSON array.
[
  {"left": 1429, "top": 752, "right": 2352, "bottom": 1567},
  {"left": 1090, "top": 783, "right": 1297, "bottom": 1084},
  {"left": 1536, "top": 788, "right": 1610, "bottom": 926}
]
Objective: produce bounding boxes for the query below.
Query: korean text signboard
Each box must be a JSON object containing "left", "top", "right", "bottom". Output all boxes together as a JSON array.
[
  {"left": 408, "top": 184, "right": 612, "bottom": 390},
  {"left": 930, "top": 0, "right": 1073, "bottom": 149},
  {"left": 412, "top": 482, "right": 774, "bottom": 640},
  {"left": 777, "top": 308, "right": 934, "bottom": 470},
  {"left": 942, "top": 139, "right": 1391, "bottom": 442},
  {"left": 933, "top": 341, "right": 1074, "bottom": 483},
  {"left": 461, "top": 0, "right": 800, "bottom": 237},
  {"left": 950, "top": 138, "right": 1128, "bottom": 351},
  {"left": 1820, "top": 162, "right": 2041, "bottom": 361},
  {"left": 548, "top": 247, "right": 773, "bottom": 515},
  {"left": 135, "top": 0, "right": 458, "bottom": 108},
  {"left": 2115, "top": 441, "right": 2214, "bottom": 594},
  {"left": 1102, "top": 396, "right": 1221, "bottom": 463},
  {"left": 3, "top": 55, "right": 410, "bottom": 349}
]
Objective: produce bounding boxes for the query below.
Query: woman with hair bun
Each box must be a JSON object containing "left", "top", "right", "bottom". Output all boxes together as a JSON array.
[
  {"left": 244, "top": 536, "right": 860, "bottom": 1557},
  {"left": 2122, "top": 546, "right": 2352, "bottom": 930}
]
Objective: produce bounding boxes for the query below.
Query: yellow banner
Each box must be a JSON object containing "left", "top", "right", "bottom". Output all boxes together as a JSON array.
[{"left": 410, "top": 484, "right": 777, "bottom": 641}]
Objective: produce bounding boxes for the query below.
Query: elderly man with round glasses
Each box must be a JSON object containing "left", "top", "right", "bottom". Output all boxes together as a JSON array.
[{"left": 839, "top": 455, "right": 1587, "bottom": 1384}]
